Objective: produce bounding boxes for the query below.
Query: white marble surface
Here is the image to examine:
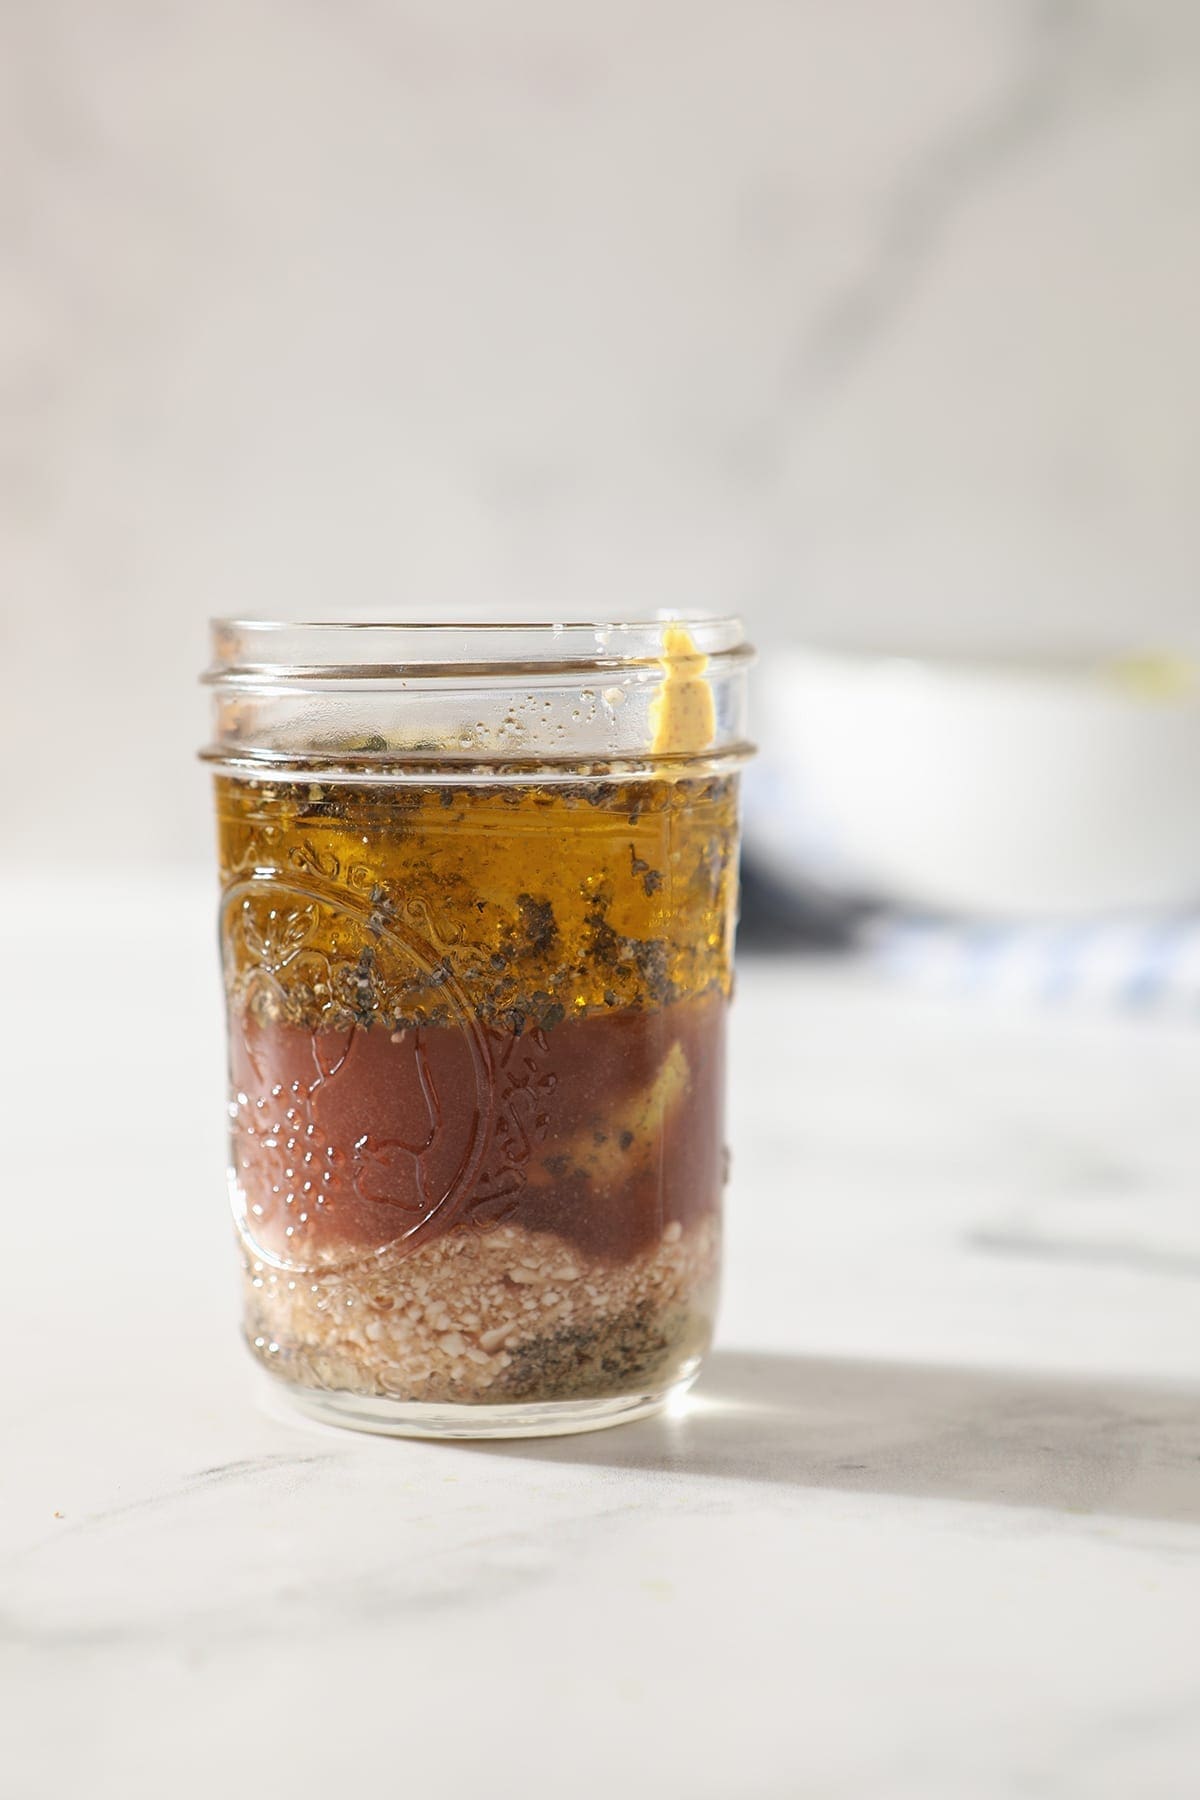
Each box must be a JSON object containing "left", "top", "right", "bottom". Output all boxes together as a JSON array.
[{"left": 4, "top": 879, "right": 1199, "bottom": 1799}]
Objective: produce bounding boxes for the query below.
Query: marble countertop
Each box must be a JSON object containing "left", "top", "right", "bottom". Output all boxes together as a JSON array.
[{"left": 5, "top": 881, "right": 1199, "bottom": 1800}]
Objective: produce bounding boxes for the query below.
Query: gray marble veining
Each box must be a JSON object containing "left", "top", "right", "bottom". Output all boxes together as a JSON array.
[{"left": 2, "top": 1, "right": 1200, "bottom": 872}]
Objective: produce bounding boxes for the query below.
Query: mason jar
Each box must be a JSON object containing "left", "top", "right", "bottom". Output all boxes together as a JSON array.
[{"left": 201, "top": 617, "right": 754, "bottom": 1437}]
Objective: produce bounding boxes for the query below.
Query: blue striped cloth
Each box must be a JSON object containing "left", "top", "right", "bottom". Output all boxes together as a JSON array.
[{"left": 865, "top": 913, "right": 1200, "bottom": 1015}]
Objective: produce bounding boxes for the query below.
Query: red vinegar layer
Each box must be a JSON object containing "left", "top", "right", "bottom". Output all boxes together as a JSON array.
[{"left": 229, "top": 991, "right": 726, "bottom": 1269}]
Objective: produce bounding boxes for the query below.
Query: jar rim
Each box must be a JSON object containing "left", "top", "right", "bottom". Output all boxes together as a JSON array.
[
  {"left": 202, "top": 613, "right": 755, "bottom": 782},
  {"left": 205, "top": 613, "right": 751, "bottom": 685}
]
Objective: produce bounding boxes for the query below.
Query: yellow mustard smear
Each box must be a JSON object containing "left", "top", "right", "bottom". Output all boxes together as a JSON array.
[{"left": 648, "top": 625, "right": 717, "bottom": 756}]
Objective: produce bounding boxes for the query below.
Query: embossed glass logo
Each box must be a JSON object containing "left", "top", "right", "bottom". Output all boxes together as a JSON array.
[{"left": 222, "top": 879, "right": 501, "bottom": 1271}]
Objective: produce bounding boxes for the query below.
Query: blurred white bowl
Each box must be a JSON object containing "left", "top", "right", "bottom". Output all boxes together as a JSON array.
[{"left": 744, "top": 645, "right": 1200, "bottom": 919}]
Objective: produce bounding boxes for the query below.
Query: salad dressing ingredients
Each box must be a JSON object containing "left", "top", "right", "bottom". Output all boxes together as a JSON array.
[{"left": 219, "top": 771, "right": 737, "bottom": 1405}]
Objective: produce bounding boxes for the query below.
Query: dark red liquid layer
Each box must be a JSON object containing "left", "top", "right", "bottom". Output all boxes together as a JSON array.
[{"left": 230, "top": 993, "right": 726, "bottom": 1267}]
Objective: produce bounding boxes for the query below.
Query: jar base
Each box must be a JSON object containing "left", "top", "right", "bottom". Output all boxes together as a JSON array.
[{"left": 257, "top": 1361, "right": 701, "bottom": 1440}]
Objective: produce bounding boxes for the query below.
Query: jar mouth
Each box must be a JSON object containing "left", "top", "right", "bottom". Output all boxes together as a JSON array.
[
  {"left": 202, "top": 613, "right": 755, "bottom": 781},
  {"left": 205, "top": 613, "right": 752, "bottom": 686}
]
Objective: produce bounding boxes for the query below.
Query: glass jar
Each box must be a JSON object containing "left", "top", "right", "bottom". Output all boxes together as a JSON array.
[{"left": 201, "top": 617, "right": 754, "bottom": 1437}]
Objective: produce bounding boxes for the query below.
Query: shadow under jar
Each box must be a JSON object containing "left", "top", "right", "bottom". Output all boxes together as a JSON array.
[{"left": 201, "top": 617, "right": 754, "bottom": 1438}]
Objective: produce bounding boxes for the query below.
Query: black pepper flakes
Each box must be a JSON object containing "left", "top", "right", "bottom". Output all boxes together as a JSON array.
[{"left": 517, "top": 894, "right": 558, "bottom": 955}]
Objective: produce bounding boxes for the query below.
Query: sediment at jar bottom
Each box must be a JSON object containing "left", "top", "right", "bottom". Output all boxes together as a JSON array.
[
  {"left": 230, "top": 990, "right": 727, "bottom": 1267},
  {"left": 243, "top": 1215, "right": 719, "bottom": 1404}
]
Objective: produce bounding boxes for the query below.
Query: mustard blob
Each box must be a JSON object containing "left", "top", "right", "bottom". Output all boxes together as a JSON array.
[{"left": 649, "top": 626, "right": 717, "bottom": 756}]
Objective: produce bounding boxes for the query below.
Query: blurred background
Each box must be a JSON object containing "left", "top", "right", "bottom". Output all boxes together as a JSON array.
[
  {"left": 6, "top": 16, "right": 1200, "bottom": 1794},
  {"left": 3, "top": 0, "right": 1198, "bottom": 894}
]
